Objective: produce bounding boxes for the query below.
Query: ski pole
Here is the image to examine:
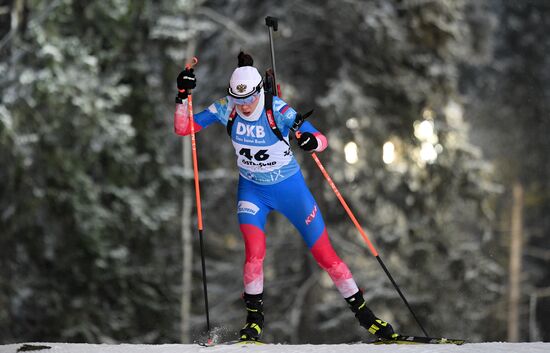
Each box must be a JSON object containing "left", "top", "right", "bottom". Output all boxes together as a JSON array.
[
  {"left": 185, "top": 56, "right": 211, "bottom": 333},
  {"left": 297, "top": 139, "right": 429, "bottom": 337},
  {"left": 264, "top": 15, "right": 429, "bottom": 337}
]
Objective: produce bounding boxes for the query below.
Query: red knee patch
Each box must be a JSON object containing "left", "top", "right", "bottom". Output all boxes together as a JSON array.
[
  {"left": 240, "top": 224, "right": 266, "bottom": 293},
  {"left": 240, "top": 224, "right": 266, "bottom": 261},
  {"left": 311, "top": 229, "right": 352, "bottom": 281}
]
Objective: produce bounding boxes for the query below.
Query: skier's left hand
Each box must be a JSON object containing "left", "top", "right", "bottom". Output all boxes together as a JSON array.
[{"left": 297, "top": 132, "right": 318, "bottom": 152}]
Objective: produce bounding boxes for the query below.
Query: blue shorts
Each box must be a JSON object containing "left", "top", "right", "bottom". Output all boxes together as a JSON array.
[{"left": 237, "top": 171, "right": 325, "bottom": 248}]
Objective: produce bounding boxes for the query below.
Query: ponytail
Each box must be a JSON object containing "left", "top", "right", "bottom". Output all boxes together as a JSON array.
[{"left": 237, "top": 51, "right": 254, "bottom": 67}]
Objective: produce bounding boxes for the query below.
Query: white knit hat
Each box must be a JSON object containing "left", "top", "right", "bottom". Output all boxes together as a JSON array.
[{"left": 228, "top": 66, "right": 263, "bottom": 98}]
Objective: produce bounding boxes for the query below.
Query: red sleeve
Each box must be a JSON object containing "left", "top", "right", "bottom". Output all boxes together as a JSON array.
[
  {"left": 312, "top": 132, "right": 328, "bottom": 152},
  {"left": 174, "top": 102, "right": 202, "bottom": 136}
]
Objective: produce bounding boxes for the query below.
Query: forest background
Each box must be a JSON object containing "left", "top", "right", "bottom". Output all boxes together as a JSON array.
[{"left": 1, "top": 0, "right": 549, "bottom": 345}]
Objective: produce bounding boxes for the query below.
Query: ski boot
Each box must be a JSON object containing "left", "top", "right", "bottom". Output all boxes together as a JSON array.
[
  {"left": 346, "top": 291, "right": 398, "bottom": 340},
  {"left": 239, "top": 292, "right": 264, "bottom": 342}
]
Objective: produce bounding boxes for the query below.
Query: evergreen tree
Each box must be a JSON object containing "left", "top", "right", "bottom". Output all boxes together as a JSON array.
[
  {"left": 462, "top": 0, "right": 550, "bottom": 341},
  {"left": 0, "top": 0, "right": 514, "bottom": 344},
  {"left": 1, "top": 0, "right": 181, "bottom": 342},
  {"left": 272, "top": 0, "right": 501, "bottom": 342}
]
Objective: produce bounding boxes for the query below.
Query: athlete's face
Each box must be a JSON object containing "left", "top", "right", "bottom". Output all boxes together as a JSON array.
[{"left": 236, "top": 94, "right": 261, "bottom": 116}]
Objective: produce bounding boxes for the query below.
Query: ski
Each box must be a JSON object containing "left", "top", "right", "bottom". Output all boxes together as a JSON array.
[
  {"left": 372, "top": 335, "right": 465, "bottom": 345},
  {"left": 17, "top": 344, "right": 52, "bottom": 352},
  {"left": 198, "top": 339, "right": 265, "bottom": 347}
]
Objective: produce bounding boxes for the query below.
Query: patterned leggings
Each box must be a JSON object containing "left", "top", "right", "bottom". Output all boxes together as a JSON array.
[{"left": 237, "top": 171, "right": 359, "bottom": 298}]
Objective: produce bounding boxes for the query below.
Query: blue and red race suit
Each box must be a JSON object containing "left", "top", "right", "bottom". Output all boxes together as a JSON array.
[{"left": 174, "top": 94, "right": 359, "bottom": 298}]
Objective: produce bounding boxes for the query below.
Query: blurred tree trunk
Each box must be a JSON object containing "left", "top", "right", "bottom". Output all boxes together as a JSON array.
[
  {"left": 507, "top": 182, "right": 524, "bottom": 342},
  {"left": 529, "top": 288, "right": 550, "bottom": 341},
  {"left": 181, "top": 135, "right": 193, "bottom": 343}
]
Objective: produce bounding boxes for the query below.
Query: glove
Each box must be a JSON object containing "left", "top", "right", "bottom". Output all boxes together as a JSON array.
[
  {"left": 291, "top": 109, "right": 314, "bottom": 132},
  {"left": 175, "top": 68, "right": 196, "bottom": 103},
  {"left": 297, "top": 132, "right": 318, "bottom": 152}
]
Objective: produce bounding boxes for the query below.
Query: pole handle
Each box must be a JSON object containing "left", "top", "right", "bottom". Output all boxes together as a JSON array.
[
  {"left": 185, "top": 56, "right": 199, "bottom": 70},
  {"left": 183, "top": 57, "right": 199, "bottom": 95}
]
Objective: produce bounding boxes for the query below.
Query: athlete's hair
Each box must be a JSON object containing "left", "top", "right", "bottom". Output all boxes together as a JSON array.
[{"left": 238, "top": 51, "right": 254, "bottom": 67}]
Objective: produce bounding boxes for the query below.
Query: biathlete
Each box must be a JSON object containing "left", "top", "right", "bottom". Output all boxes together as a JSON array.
[{"left": 173, "top": 52, "right": 398, "bottom": 342}]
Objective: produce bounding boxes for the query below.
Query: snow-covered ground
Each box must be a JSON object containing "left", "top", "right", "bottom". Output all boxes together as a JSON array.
[{"left": 1, "top": 342, "right": 549, "bottom": 353}]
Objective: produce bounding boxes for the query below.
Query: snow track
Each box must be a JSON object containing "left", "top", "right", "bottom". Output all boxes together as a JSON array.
[{"left": 1, "top": 342, "right": 549, "bottom": 353}]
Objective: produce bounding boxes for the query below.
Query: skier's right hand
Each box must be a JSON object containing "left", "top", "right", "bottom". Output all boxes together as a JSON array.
[{"left": 176, "top": 68, "right": 196, "bottom": 102}]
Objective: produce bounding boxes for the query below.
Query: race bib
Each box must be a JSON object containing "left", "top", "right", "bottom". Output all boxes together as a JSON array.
[{"left": 232, "top": 139, "right": 293, "bottom": 173}]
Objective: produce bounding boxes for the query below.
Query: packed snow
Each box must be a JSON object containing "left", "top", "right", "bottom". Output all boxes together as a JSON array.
[{"left": 1, "top": 342, "right": 549, "bottom": 353}]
